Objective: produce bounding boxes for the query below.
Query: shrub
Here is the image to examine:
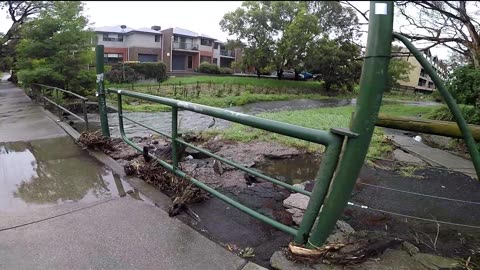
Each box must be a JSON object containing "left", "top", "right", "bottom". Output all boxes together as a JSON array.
[
  {"left": 447, "top": 65, "right": 480, "bottom": 107},
  {"left": 105, "top": 62, "right": 167, "bottom": 84},
  {"left": 426, "top": 105, "right": 480, "bottom": 125},
  {"left": 198, "top": 62, "right": 220, "bottom": 74},
  {"left": 219, "top": 67, "right": 233, "bottom": 74}
]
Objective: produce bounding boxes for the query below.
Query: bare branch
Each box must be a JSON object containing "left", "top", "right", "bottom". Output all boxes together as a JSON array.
[{"left": 341, "top": 1, "right": 369, "bottom": 21}]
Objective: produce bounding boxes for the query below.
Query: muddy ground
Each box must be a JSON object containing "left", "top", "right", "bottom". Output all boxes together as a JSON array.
[{"left": 99, "top": 134, "right": 480, "bottom": 269}]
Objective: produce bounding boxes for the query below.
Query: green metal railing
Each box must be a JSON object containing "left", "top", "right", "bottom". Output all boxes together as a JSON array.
[
  {"left": 106, "top": 87, "right": 346, "bottom": 240},
  {"left": 95, "top": 1, "right": 480, "bottom": 250},
  {"left": 33, "top": 83, "right": 89, "bottom": 130}
]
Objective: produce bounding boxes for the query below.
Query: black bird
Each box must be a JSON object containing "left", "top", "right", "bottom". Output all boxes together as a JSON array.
[
  {"left": 143, "top": 146, "right": 151, "bottom": 162},
  {"left": 208, "top": 117, "right": 216, "bottom": 129}
]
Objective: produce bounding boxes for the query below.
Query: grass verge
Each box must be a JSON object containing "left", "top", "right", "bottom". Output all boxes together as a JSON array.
[{"left": 202, "top": 104, "right": 439, "bottom": 159}]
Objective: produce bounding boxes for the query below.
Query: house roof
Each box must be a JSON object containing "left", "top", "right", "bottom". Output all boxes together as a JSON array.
[
  {"left": 94, "top": 25, "right": 162, "bottom": 35},
  {"left": 172, "top": 27, "right": 199, "bottom": 37},
  {"left": 199, "top": 33, "right": 215, "bottom": 40}
]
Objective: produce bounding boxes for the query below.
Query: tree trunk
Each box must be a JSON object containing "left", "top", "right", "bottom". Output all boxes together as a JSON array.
[
  {"left": 256, "top": 68, "right": 261, "bottom": 78},
  {"left": 294, "top": 69, "right": 299, "bottom": 81},
  {"left": 277, "top": 68, "right": 283, "bottom": 80}
]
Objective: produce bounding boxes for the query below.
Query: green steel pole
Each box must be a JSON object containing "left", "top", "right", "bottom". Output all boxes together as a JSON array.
[
  {"left": 306, "top": 1, "right": 394, "bottom": 248},
  {"left": 96, "top": 45, "right": 110, "bottom": 137},
  {"left": 171, "top": 106, "right": 179, "bottom": 169},
  {"left": 293, "top": 137, "right": 343, "bottom": 245},
  {"left": 393, "top": 33, "right": 480, "bottom": 180}
]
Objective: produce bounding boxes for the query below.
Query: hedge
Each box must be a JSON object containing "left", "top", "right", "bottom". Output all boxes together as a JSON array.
[{"left": 105, "top": 62, "right": 167, "bottom": 84}]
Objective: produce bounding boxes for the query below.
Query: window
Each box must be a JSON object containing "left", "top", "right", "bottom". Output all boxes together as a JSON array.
[
  {"left": 417, "top": 78, "right": 426, "bottom": 87},
  {"left": 155, "top": 35, "right": 161, "bottom": 42},
  {"left": 214, "top": 43, "right": 219, "bottom": 49},
  {"left": 200, "top": 56, "right": 211, "bottom": 63},
  {"left": 201, "top": 38, "right": 213, "bottom": 46},
  {"left": 104, "top": 53, "right": 123, "bottom": 64},
  {"left": 103, "top": 33, "right": 124, "bottom": 42},
  {"left": 213, "top": 58, "right": 218, "bottom": 65}
]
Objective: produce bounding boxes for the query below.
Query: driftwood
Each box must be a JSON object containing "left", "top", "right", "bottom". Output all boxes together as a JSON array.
[{"left": 376, "top": 113, "right": 480, "bottom": 140}]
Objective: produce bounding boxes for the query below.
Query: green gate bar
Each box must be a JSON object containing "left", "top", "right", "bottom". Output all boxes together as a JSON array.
[
  {"left": 305, "top": 1, "right": 394, "bottom": 248},
  {"left": 393, "top": 33, "right": 480, "bottom": 179},
  {"left": 96, "top": 45, "right": 110, "bottom": 137}
]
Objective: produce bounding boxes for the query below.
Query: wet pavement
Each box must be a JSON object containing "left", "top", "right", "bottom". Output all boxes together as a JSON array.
[
  {"left": 0, "top": 136, "right": 122, "bottom": 212},
  {"left": 0, "top": 81, "right": 256, "bottom": 270}
]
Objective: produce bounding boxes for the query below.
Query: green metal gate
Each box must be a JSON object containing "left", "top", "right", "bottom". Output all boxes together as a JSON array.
[{"left": 95, "top": 1, "right": 480, "bottom": 250}]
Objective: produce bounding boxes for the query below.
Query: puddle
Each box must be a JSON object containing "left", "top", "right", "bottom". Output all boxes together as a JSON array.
[
  {"left": 254, "top": 154, "right": 321, "bottom": 185},
  {"left": 0, "top": 136, "right": 140, "bottom": 212}
]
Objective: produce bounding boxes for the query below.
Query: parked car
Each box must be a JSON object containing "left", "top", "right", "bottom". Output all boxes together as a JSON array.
[
  {"left": 301, "top": 71, "right": 313, "bottom": 80},
  {"left": 282, "top": 70, "right": 304, "bottom": 80}
]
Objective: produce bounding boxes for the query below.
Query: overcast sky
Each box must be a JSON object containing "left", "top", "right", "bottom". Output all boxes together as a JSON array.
[{"left": 0, "top": 1, "right": 449, "bottom": 59}]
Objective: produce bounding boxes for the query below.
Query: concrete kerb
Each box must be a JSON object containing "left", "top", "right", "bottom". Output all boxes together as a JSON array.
[{"left": 42, "top": 107, "right": 265, "bottom": 270}]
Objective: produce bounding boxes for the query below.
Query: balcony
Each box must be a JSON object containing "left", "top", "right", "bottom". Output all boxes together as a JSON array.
[
  {"left": 173, "top": 42, "right": 199, "bottom": 51},
  {"left": 220, "top": 50, "right": 235, "bottom": 57}
]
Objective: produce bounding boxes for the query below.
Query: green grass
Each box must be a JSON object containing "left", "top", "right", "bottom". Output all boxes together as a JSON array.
[
  {"left": 110, "top": 75, "right": 323, "bottom": 91},
  {"left": 203, "top": 104, "right": 440, "bottom": 159}
]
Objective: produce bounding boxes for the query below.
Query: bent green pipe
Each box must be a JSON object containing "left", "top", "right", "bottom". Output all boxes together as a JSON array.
[{"left": 393, "top": 33, "right": 480, "bottom": 180}]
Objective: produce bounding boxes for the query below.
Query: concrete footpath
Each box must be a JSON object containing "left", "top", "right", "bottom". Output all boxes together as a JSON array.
[
  {"left": 388, "top": 134, "right": 477, "bottom": 179},
  {"left": 0, "top": 79, "right": 261, "bottom": 269}
]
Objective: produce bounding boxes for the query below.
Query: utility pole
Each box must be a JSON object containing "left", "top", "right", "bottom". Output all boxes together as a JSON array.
[{"left": 96, "top": 45, "right": 110, "bottom": 137}]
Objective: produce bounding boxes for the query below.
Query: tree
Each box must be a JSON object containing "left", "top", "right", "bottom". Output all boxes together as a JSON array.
[
  {"left": 387, "top": 46, "right": 414, "bottom": 90},
  {"left": 220, "top": 1, "right": 275, "bottom": 78},
  {"left": 396, "top": 1, "right": 480, "bottom": 67},
  {"left": 16, "top": 1, "right": 95, "bottom": 94},
  {"left": 221, "top": 1, "right": 360, "bottom": 81},
  {"left": 0, "top": 1, "right": 48, "bottom": 80},
  {"left": 304, "top": 39, "right": 362, "bottom": 92}
]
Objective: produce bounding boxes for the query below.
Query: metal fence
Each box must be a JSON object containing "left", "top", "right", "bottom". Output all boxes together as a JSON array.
[
  {"left": 32, "top": 83, "right": 89, "bottom": 130},
  {"left": 93, "top": 1, "right": 480, "bottom": 251}
]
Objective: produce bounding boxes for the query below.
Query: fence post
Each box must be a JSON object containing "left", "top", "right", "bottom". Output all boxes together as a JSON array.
[
  {"left": 96, "top": 45, "right": 110, "bottom": 137},
  {"left": 171, "top": 106, "right": 179, "bottom": 169},
  {"left": 305, "top": 1, "right": 394, "bottom": 249},
  {"left": 82, "top": 99, "right": 89, "bottom": 130}
]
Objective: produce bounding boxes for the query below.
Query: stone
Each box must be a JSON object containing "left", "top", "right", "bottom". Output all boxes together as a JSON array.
[
  {"left": 285, "top": 208, "right": 304, "bottom": 225},
  {"left": 336, "top": 220, "right": 355, "bottom": 234},
  {"left": 393, "top": 149, "right": 427, "bottom": 165},
  {"left": 283, "top": 193, "right": 309, "bottom": 211},
  {"left": 241, "top": 262, "right": 269, "bottom": 270},
  {"left": 412, "top": 253, "right": 461, "bottom": 270},
  {"left": 293, "top": 183, "right": 306, "bottom": 190},
  {"left": 401, "top": 241, "right": 420, "bottom": 256}
]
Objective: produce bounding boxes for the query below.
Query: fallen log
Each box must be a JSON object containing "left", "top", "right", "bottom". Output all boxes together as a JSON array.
[{"left": 375, "top": 113, "right": 480, "bottom": 141}]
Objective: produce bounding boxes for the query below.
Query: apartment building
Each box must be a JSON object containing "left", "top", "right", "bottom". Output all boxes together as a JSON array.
[
  {"left": 94, "top": 25, "right": 163, "bottom": 63},
  {"left": 161, "top": 27, "right": 240, "bottom": 72},
  {"left": 95, "top": 25, "right": 242, "bottom": 71},
  {"left": 396, "top": 48, "right": 448, "bottom": 93}
]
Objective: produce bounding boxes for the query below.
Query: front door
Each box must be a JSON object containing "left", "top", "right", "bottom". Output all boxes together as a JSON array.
[{"left": 187, "top": 55, "right": 193, "bottom": 69}]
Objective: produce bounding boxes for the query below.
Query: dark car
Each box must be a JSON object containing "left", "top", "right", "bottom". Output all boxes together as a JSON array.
[{"left": 301, "top": 71, "right": 313, "bottom": 80}]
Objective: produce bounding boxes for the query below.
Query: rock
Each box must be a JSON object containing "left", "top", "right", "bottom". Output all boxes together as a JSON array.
[
  {"left": 326, "top": 221, "right": 355, "bottom": 244},
  {"left": 412, "top": 253, "right": 461, "bottom": 270},
  {"left": 283, "top": 193, "right": 309, "bottom": 211},
  {"left": 401, "top": 241, "right": 420, "bottom": 256},
  {"left": 185, "top": 147, "right": 210, "bottom": 159},
  {"left": 293, "top": 183, "right": 305, "bottom": 190},
  {"left": 336, "top": 220, "right": 355, "bottom": 234},
  {"left": 285, "top": 208, "right": 304, "bottom": 225},
  {"left": 393, "top": 149, "right": 427, "bottom": 165}
]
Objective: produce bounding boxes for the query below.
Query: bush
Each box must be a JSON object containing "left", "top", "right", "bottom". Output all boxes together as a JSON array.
[
  {"left": 198, "top": 62, "right": 220, "bottom": 74},
  {"left": 426, "top": 105, "right": 480, "bottom": 125},
  {"left": 219, "top": 67, "right": 233, "bottom": 74},
  {"left": 105, "top": 62, "right": 167, "bottom": 84},
  {"left": 447, "top": 65, "right": 480, "bottom": 107}
]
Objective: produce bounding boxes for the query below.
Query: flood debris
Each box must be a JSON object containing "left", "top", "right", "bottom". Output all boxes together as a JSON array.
[
  {"left": 77, "top": 130, "right": 114, "bottom": 151},
  {"left": 124, "top": 157, "right": 208, "bottom": 216}
]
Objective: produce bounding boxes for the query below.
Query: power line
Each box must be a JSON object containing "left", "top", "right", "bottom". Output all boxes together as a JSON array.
[
  {"left": 357, "top": 181, "right": 480, "bottom": 206},
  {"left": 347, "top": 201, "right": 480, "bottom": 230}
]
